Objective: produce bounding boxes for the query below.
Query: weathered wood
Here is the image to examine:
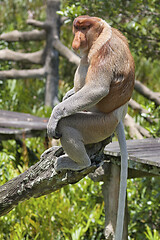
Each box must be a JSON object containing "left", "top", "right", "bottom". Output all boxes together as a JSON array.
[
  {"left": 27, "top": 19, "right": 52, "bottom": 30},
  {"left": 0, "top": 128, "right": 46, "bottom": 140},
  {"left": 0, "top": 110, "right": 48, "bottom": 140},
  {"left": 53, "top": 39, "right": 80, "bottom": 66},
  {"left": 128, "top": 99, "right": 158, "bottom": 123},
  {"left": 0, "top": 68, "right": 45, "bottom": 80},
  {"left": 0, "top": 30, "right": 46, "bottom": 41},
  {"left": 135, "top": 80, "right": 160, "bottom": 106},
  {"left": 105, "top": 138, "right": 160, "bottom": 175},
  {"left": 44, "top": 0, "right": 60, "bottom": 107},
  {"left": 0, "top": 118, "right": 47, "bottom": 130},
  {"left": 0, "top": 110, "right": 48, "bottom": 130},
  {"left": 0, "top": 110, "right": 47, "bottom": 121},
  {"left": 102, "top": 164, "right": 128, "bottom": 240},
  {"left": 124, "top": 114, "right": 151, "bottom": 139},
  {"left": 0, "top": 49, "right": 44, "bottom": 65}
]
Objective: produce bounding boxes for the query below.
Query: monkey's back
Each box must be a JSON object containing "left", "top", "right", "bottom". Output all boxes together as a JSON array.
[{"left": 96, "top": 28, "right": 135, "bottom": 113}]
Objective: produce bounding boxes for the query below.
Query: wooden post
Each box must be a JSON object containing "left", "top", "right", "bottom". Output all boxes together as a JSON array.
[
  {"left": 102, "top": 163, "right": 128, "bottom": 240},
  {"left": 44, "top": 0, "right": 60, "bottom": 107}
]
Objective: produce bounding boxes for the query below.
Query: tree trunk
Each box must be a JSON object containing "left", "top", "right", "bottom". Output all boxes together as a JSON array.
[{"left": 44, "top": 0, "right": 60, "bottom": 107}]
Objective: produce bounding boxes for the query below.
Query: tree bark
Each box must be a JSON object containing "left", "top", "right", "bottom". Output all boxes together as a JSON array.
[
  {"left": 128, "top": 99, "right": 158, "bottom": 123},
  {"left": 129, "top": 99, "right": 149, "bottom": 114},
  {"left": 53, "top": 39, "right": 80, "bottom": 66},
  {"left": 44, "top": 0, "right": 60, "bottom": 107},
  {"left": 0, "top": 137, "right": 111, "bottom": 217},
  {"left": 0, "top": 68, "right": 45, "bottom": 80},
  {"left": 124, "top": 114, "right": 151, "bottom": 139},
  {"left": 0, "top": 49, "right": 44, "bottom": 65},
  {"left": 102, "top": 164, "right": 128, "bottom": 240},
  {"left": 135, "top": 80, "right": 160, "bottom": 106},
  {"left": 27, "top": 19, "right": 52, "bottom": 30},
  {"left": 0, "top": 30, "right": 46, "bottom": 42},
  {"left": 0, "top": 127, "right": 46, "bottom": 140}
]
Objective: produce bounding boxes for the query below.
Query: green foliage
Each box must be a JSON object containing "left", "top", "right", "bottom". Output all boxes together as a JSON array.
[
  {"left": 0, "top": 151, "right": 18, "bottom": 184},
  {"left": 0, "top": 0, "right": 47, "bottom": 114},
  {"left": 0, "top": 79, "right": 47, "bottom": 113},
  {"left": 145, "top": 225, "right": 160, "bottom": 240},
  {"left": 60, "top": 0, "right": 160, "bottom": 60},
  {"left": 0, "top": 177, "right": 105, "bottom": 240},
  {"left": 128, "top": 177, "right": 160, "bottom": 239},
  {"left": 0, "top": 0, "right": 46, "bottom": 32}
]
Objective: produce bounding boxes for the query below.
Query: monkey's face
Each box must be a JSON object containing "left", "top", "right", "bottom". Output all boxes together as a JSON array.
[{"left": 72, "top": 16, "right": 103, "bottom": 54}]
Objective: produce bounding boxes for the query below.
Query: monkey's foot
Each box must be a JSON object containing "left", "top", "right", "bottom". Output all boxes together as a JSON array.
[
  {"left": 40, "top": 146, "right": 62, "bottom": 158},
  {"left": 54, "top": 155, "right": 91, "bottom": 172}
]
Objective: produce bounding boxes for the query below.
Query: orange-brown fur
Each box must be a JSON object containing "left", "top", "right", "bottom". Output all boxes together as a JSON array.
[{"left": 73, "top": 16, "right": 135, "bottom": 114}]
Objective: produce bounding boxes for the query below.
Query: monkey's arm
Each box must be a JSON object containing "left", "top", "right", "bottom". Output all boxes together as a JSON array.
[
  {"left": 62, "top": 88, "right": 75, "bottom": 101},
  {"left": 47, "top": 68, "right": 112, "bottom": 139},
  {"left": 115, "top": 120, "right": 128, "bottom": 240}
]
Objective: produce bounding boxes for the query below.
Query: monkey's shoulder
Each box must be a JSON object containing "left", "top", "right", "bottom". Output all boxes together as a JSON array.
[
  {"left": 90, "top": 30, "right": 133, "bottom": 71},
  {"left": 111, "top": 28, "right": 129, "bottom": 47},
  {"left": 95, "top": 28, "right": 130, "bottom": 59}
]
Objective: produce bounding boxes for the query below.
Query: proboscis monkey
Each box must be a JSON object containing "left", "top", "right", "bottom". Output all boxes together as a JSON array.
[{"left": 47, "top": 16, "right": 135, "bottom": 240}]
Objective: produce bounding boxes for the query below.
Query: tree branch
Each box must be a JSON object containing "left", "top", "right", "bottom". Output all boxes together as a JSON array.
[
  {"left": 53, "top": 39, "right": 80, "bottom": 66},
  {"left": 0, "top": 49, "right": 44, "bottom": 64},
  {"left": 0, "top": 137, "right": 112, "bottom": 217},
  {"left": 0, "top": 30, "right": 46, "bottom": 42},
  {"left": 128, "top": 99, "right": 157, "bottom": 123},
  {"left": 135, "top": 80, "right": 160, "bottom": 106},
  {"left": 129, "top": 99, "right": 149, "bottom": 114},
  {"left": 27, "top": 19, "right": 52, "bottom": 30},
  {"left": 0, "top": 68, "right": 45, "bottom": 80},
  {"left": 124, "top": 114, "right": 151, "bottom": 139}
]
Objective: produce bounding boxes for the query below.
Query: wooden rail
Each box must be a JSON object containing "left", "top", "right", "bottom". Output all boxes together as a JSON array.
[
  {"left": 0, "top": 110, "right": 48, "bottom": 140},
  {"left": 105, "top": 138, "right": 160, "bottom": 177}
]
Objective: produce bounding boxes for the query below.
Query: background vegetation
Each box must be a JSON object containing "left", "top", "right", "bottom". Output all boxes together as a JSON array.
[{"left": 0, "top": 0, "right": 160, "bottom": 239}]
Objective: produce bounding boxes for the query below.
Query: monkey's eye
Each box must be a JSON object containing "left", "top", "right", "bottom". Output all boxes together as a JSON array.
[
  {"left": 74, "top": 26, "right": 79, "bottom": 30},
  {"left": 82, "top": 27, "right": 87, "bottom": 30}
]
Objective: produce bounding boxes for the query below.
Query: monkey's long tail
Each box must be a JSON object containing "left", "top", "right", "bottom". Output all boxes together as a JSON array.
[{"left": 115, "top": 120, "right": 128, "bottom": 240}]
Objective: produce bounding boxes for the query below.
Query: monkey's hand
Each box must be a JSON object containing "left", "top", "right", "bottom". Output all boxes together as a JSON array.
[
  {"left": 62, "top": 88, "right": 75, "bottom": 101},
  {"left": 47, "top": 106, "right": 62, "bottom": 139}
]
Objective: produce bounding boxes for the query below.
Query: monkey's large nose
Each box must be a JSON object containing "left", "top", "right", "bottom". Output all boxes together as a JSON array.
[{"left": 72, "top": 38, "right": 81, "bottom": 51}]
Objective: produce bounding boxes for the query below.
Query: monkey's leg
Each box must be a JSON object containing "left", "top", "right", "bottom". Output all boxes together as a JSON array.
[
  {"left": 54, "top": 111, "right": 119, "bottom": 171},
  {"left": 54, "top": 126, "right": 91, "bottom": 171}
]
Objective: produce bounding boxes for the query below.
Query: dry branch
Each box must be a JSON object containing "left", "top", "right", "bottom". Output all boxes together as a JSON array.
[
  {"left": 124, "top": 114, "right": 151, "bottom": 139},
  {"left": 53, "top": 39, "right": 80, "bottom": 66},
  {"left": 135, "top": 80, "right": 160, "bottom": 106},
  {"left": 0, "top": 138, "right": 111, "bottom": 217},
  {"left": 0, "top": 49, "right": 44, "bottom": 64},
  {"left": 129, "top": 99, "right": 149, "bottom": 114},
  {"left": 128, "top": 99, "right": 157, "bottom": 123},
  {"left": 0, "top": 68, "right": 45, "bottom": 80},
  {"left": 27, "top": 19, "right": 52, "bottom": 30},
  {"left": 0, "top": 30, "right": 46, "bottom": 42}
]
